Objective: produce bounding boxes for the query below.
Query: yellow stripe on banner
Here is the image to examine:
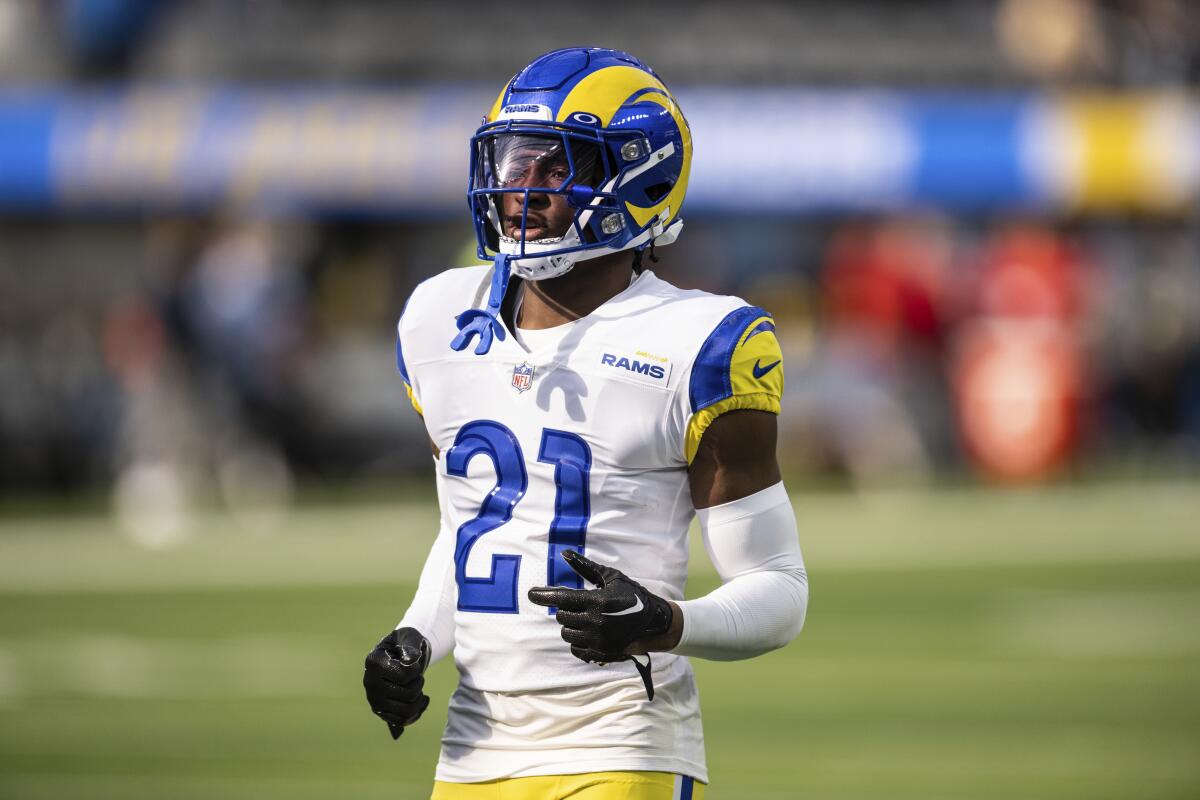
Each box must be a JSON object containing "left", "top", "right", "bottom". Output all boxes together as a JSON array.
[{"left": 1065, "top": 94, "right": 1192, "bottom": 212}]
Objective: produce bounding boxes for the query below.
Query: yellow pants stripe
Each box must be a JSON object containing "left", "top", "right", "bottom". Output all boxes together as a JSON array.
[{"left": 431, "top": 771, "right": 706, "bottom": 800}]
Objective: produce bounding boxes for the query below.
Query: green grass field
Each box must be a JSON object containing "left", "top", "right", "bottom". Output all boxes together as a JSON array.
[{"left": 2, "top": 482, "right": 1199, "bottom": 799}]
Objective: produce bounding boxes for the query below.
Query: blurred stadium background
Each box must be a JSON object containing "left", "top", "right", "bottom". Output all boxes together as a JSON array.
[{"left": 1, "top": 1, "right": 1198, "bottom": 797}]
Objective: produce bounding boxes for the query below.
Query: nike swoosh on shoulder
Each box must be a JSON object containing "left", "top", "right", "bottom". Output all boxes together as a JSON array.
[
  {"left": 601, "top": 596, "right": 644, "bottom": 617},
  {"left": 752, "top": 359, "right": 781, "bottom": 379}
]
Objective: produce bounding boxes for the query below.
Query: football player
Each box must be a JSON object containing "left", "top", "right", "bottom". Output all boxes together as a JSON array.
[{"left": 363, "top": 47, "right": 808, "bottom": 800}]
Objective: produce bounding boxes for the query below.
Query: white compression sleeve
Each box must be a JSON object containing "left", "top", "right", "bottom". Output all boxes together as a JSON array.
[
  {"left": 396, "top": 518, "right": 456, "bottom": 665},
  {"left": 396, "top": 463, "right": 458, "bottom": 665},
  {"left": 673, "top": 482, "right": 808, "bottom": 661}
]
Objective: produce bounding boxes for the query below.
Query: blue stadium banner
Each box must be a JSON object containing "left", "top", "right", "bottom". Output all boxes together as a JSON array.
[{"left": 0, "top": 86, "right": 1195, "bottom": 214}]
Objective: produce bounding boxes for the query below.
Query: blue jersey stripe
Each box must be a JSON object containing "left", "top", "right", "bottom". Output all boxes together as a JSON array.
[
  {"left": 688, "top": 305, "right": 772, "bottom": 413},
  {"left": 395, "top": 336, "right": 409, "bottom": 384},
  {"left": 681, "top": 775, "right": 694, "bottom": 800}
]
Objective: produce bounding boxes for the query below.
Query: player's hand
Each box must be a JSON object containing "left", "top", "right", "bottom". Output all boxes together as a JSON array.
[
  {"left": 528, "top": 550, "right": 674, "bottom": 664},
  {"left": 363, "top": 627, "right": 431, "bottom": 740}
]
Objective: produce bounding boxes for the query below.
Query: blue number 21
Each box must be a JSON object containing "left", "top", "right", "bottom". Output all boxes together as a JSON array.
[{"left": 445, "top": 420, "right": 591, "bottom": 614}]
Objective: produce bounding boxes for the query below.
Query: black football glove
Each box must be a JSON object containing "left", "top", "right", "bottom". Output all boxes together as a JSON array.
[
  {"left": 528, "top": 550, "right": 673, "bottom": 700},
  {"left": 363, "top": 627, "right": 431, "bottom": 740}
]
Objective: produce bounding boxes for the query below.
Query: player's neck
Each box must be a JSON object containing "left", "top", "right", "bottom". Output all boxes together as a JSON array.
[{"left": 515, "top": 252, "right": 636, "bottom": 330}]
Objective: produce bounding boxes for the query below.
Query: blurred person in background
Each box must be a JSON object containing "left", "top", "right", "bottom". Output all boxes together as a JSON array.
[
  {"left": 104, "top": 217, "right": 304, "bottom": 543},
  {"left": 790, "top": 216, "right": 956, "bottom": 485},
  {"left": 1092, "top": 223, "right": 1200, "bottom": 464},
  {"left": 950, "top": 222, "right": 1091, "bottom": 482}
]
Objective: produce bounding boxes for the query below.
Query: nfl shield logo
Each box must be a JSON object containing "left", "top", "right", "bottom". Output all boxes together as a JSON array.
[{"left": 511, "top": 362, "right": 535, "bottom": 393}]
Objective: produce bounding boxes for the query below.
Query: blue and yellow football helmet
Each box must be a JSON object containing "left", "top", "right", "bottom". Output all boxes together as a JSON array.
[{"left": 468, "top": 47, "right": 692, "bottom": 281}]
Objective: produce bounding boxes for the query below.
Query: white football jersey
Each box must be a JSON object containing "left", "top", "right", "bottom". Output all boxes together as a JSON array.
[{"left": 395, "top": 264, "right": 784, "bottom": 782}]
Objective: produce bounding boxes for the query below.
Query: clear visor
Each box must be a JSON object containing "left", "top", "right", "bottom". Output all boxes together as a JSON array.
[{"left": 481, "top": 133, "right": 600, "bottom": 191}]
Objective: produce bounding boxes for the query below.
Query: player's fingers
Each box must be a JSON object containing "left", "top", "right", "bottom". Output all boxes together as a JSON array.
[
  {"left": 561, "top": 550, "right": 609, "bottom": 586},
  {"left": 380, "top": 628, "right": 430, "bottom": 672},
  {"left": 365, "top": 650, "right": 425, "bottom": 685},
  {"left": 365, "top": 648, "right": 420, "bottom": 676},
  {"left": 364, "top": 647, "right": 388, "bottom": 671},
  {"left": 527, "top": 586, "right": 593, "bottom": 611},
  {"left": 364, "top": 673, "right": 425, "bottom": 703},
  {"left": 385, "top": 642, "right": 425, "bottom": 668},
  {"left": 384, "top": 694, "right": 429, "bottom": 728},
  {"left": 364, "top": 665, "right": 423, "bottom": 692},
  {"left": 408, "top": 693, "right": 431, "bottom": 724},
  {"left": 559, "top": 626, "right": 595, "bottom": 647},
  {"left": 369, "top": 694, "right": 429, "bottom": 723},
  {"left": 553, "top": 610, "right": 592, "bottom": 629},
  {"left": 365, "top": 664, "right": 423, "bottom": 691},
  {"left": 525, "top": 586, "right": 556, "bottom": 606}
]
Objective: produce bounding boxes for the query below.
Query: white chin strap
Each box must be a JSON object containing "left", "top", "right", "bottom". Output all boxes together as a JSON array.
[{"left": 498, "top": 219, "right": 683, "bottom": 281}]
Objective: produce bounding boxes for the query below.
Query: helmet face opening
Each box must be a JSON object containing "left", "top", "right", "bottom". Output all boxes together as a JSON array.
[
  {"left": 477, "top": 132, "right": 606, "bottom": 241},
  {"left": 470, "top": 125, "right": 624, "bottom": 263}
]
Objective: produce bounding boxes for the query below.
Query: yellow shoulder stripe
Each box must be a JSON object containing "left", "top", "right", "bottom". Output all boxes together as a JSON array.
[{"left": 685, "top": 392, "right": 781, "bottom": 463}]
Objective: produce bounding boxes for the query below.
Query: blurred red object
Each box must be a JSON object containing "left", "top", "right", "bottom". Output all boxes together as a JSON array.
[
  {"left": 822, "top": 218, "right": 951, "bottom": 364},
  {"left": 953, "top": 321, "right": 1082, "bottom": 483},
  {"left": 973, "top": 223, "right": 1086, "bottom": 323},
  {"left": 952, "top": 224, "right": 1089, "bottom": 482}
]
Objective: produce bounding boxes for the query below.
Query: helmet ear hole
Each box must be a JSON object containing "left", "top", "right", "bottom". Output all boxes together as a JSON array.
[
  {"left": 644, "top": 182, "right": 673, "bottom": 203},
  {"left": 580, "top": 225, "right": 598, "bottom": 245}
]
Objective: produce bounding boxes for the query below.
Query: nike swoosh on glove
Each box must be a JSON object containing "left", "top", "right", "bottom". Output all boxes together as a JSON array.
[
  {"left": 363, "top": 627, "right": 431, "bottom": 740},
  {"left": 528, "top": 550, "right": 673, "bottom": 700}
]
